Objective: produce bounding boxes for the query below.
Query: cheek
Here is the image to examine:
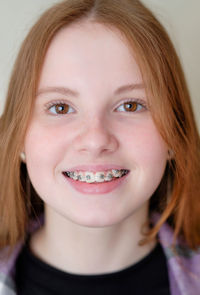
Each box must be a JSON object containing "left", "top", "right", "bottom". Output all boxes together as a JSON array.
[
  {"left": 117, "top": 119, "right": 168, "bottom": 205},
  {"left": 117, "top": 117, "right": 167, "bottom": 158},
  {"left": 134, "top": 129, "right": 167, "bottom": 165},
  {"left": 24, "top": 122, "right": 74, "bottom": 171},
  {"left": 116, "top": 118, "right": 168, "bottom": 183},
  {"left": 24, "top": 122, "right": 75, "bottom": 201}
]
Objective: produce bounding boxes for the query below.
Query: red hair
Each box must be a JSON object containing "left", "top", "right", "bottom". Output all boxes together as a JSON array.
[{"left": 0, "top": 0, "right": 200, "bottom": 258}]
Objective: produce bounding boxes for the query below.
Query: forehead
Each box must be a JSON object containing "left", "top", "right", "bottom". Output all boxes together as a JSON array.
[{"left": 38, "top": 21, "right": 143, "bottom": 91}]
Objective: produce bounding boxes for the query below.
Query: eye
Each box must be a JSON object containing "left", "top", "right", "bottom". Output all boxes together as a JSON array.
[
  {"left": 115, "top": 99, "right": 147, "bottom": 113},
  {"left": 47, "top": 102, "right": 75, "bottom": 115}
]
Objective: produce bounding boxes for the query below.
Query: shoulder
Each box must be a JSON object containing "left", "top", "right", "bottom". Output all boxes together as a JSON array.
[
  {"left": 0, "top": 242, "right": 23, "bottom": 295},
  {"left": 0, "top": 214, "right": 44, "bottom": 295},
  {"left": 152, "top": 212, "right": 200, "bottom": 295}
]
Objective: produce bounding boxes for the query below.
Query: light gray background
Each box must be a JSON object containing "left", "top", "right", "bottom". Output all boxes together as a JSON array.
[{"left": 0, "top": 0, "right": 199, "bottom": 129}]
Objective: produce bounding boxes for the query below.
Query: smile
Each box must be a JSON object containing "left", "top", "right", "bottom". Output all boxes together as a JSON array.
[{"left": 63, "top": 169, "right": 129, "bottom": 183}]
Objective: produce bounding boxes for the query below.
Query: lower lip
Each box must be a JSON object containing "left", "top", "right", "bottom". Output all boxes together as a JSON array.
[{"left": 63, "top": 173, "right": 129, "bottom": 194}]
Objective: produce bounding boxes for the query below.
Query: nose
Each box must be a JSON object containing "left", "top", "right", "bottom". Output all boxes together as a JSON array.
[{"left": 72, "top": 117, "right": 119, "bottom": 157}]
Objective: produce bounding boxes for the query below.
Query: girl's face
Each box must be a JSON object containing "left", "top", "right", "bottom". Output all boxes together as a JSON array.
[{"left": 24, "top": 22, "right": 168, "bottom": 227}]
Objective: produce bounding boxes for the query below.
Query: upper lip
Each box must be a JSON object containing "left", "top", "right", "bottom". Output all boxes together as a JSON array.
[{"left": 65, "top": 164, "right": 129, "bottom": 172}]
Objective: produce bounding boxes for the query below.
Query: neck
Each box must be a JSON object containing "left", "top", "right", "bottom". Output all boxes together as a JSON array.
[{"left": 30, "top": 204, "right": 156, "bottom": 275}]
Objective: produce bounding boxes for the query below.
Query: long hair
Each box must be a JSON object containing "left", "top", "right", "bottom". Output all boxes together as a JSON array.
[{"left": 0, "top": 0, "right": 200, "bottom": 258}]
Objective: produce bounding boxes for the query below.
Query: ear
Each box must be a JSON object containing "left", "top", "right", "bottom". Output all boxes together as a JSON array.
[
  {"left": 20, "top": 152, "right": 26, "bottom": 162},
  {"left": 167, "top": 149, "right": 174, "bottom": 160}
]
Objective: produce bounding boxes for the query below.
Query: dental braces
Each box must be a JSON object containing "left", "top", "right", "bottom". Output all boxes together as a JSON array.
[{"left": 65, "top": 169, "right": 128, "bottom": 183}]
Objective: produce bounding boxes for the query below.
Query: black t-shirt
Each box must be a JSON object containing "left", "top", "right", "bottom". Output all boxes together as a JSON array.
[{"left": 15, "top": 236, "right": 170, "bottom": 295}]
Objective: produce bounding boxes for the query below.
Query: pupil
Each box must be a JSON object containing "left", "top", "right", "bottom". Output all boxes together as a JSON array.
[
  {"left": 56, "top": 104, "right": 68, "bottom": 114},
  {"left": 125, "top": 102, "right": 137, "bottom": 112}
]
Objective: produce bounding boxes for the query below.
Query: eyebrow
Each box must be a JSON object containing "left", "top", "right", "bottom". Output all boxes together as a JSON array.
[
  {"left": 36, "top": 83, "right": 145, "bottom": 97},
  {"left": 115, "top": 83, "right": 144, "bottom": 95}
]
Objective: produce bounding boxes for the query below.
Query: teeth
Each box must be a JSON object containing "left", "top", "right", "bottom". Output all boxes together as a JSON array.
[
  {"left": 65, "top": 169, "right": 128, "bottom": 183},
  {"left": 77, "top": 172, "right": 85, "bottom": 182},
  {"left": 69, "top": 171, "right": 78, "bottom": 180},
  {"left": 95, "top": 172, "right": 105, "bottom": 183},
  {"left": 104, "top": 171, "right": 113, "bottom": 181},
  {"left": 112, "top": 169, "right": 122, "bottom": 177},
  {"left": 85, "top": 172, "right": 95, "bottom": 183}
]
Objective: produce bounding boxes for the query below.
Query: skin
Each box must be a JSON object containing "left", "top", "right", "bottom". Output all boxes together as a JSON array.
[{"left": 24, "top": 20, "right": 168, "bottom": 275}]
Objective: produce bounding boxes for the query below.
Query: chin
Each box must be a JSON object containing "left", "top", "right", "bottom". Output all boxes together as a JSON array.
[{"left": 65, "top": 211, "right": 125, "bottom": 228}]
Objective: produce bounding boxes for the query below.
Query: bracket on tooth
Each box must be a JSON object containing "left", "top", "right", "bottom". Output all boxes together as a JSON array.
[
  {"left": 112, "top": 169, "right": 122, "bottom": 177},
  {"left": 65, "top": 169, "right": 128, "bottom": 182}
]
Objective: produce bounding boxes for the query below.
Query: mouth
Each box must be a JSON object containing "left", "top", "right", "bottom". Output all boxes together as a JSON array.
[
  {"left": 62, "top": 169, "right": 130, "bottom": 184},
  {"left": 62, "top": 169, "right": 130, "bottom": 195}
]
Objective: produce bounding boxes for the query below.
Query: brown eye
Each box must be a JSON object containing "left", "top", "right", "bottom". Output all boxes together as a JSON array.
[
  {"left": 116, "top": 100, "right": 144, "bottom": 113},
  {"left": 55, "top": 103, "right": 69, "bottom": 114},
  {"left": 124, "top": 102, "right": 137, "bottom": 112},
  {"left": 48, "top": 102, "right": 74, "bottom": 115}
]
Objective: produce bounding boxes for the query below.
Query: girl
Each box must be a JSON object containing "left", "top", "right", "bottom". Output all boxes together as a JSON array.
[{"left": 0, "top": 0, "right": 200, "bottom": 294}]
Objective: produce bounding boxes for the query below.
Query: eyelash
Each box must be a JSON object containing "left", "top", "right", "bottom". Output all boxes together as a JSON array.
[{"left": 45, "top": 98, "right": 147, "bottom": 116}]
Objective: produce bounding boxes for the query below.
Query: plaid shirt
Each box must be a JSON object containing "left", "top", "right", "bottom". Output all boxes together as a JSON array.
[{"left": 0, "top": 213, "right": 200, "bottom": 295}]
